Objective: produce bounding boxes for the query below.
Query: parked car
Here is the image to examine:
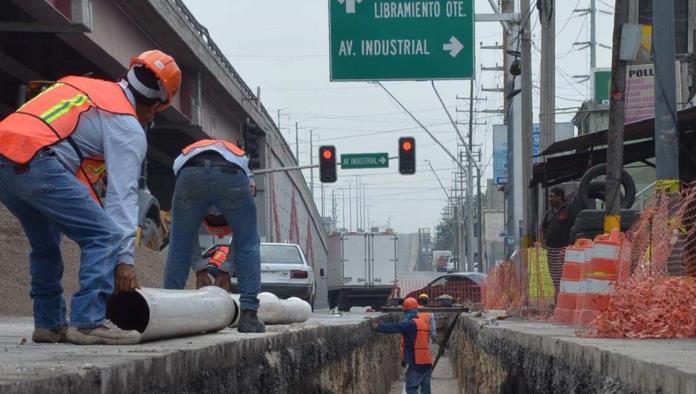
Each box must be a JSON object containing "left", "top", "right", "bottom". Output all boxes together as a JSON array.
[
  {"left": 446, "top": 257, "right": 455, "bottom": 273},
  {"left": 230, "top": 243, "right": 316, "bottom": 309},
  {"left": 404, "top": 272, "right": 486, "bottom": 306}
]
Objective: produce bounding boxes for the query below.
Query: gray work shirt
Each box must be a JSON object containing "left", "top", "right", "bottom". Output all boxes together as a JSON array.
[{"left": 51, "top": 81, "right": 146, "bottom": 265}]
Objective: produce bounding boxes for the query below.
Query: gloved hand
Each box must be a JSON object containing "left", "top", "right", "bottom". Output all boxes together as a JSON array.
[{"left": 115, "top": 264, "right": 140, "bottom": 293}]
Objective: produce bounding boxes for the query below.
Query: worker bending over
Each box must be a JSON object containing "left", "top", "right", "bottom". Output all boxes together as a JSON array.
[
  {"left": 0, "top": 50, "right": 181, "bottom": 344},
  {"left": 164, "top": 139, "right": 264, "bottom": 333}
]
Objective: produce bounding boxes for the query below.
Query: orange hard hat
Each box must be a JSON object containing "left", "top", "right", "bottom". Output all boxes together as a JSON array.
[
  {"left": 402, "top": 297, "right": 419, "bottom": 310},
  {"left": 129, "top": 50, "right": 181, "bottom": 109}
]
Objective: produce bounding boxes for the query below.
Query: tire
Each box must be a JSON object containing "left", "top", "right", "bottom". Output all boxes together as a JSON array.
[
  {"left": 577, "top": 164, "right": 636, "bottom": 210},
  {"left": 139, "top": 218, "right": 163, "bottom": 251},
  {"left": 337, "top": 291, "right": 351, "bottom": 312}
]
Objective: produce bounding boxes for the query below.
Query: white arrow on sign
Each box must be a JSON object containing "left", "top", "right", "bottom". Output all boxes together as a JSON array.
[
  {"left": 338, "top": 0, "right": 362, "bottom": 14},
  {"left": 378, "top": 156, "right": 387, "bottom": 165},
  {"left": 442, "top": 36, "right": 464, "bottom": 58}
]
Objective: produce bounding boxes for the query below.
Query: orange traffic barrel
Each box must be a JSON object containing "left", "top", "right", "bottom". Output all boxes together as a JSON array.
[
  {"left": 574, "top": 229, "right": 622, "bottom": 326},
  {"left": 553, "top": 238, "right": 592, "bottom": 324}
]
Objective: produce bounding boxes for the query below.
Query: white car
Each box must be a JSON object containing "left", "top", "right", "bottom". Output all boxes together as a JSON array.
[
  {"left": 446, "top": 257, "right": 455, "bottom": 273},
  {"left": 231, "top": 243, "right": 316, "bottom": 309}
]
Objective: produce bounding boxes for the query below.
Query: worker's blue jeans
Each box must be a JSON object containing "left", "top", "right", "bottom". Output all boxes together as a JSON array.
[
  {"left": 164, "top": 165, "right": 260, "bottom": 311},
  {"left": 0, "top": 152, "right": 120, "bottom": 329},
  {"left": 405, "top": 366, "right": 432, "bottom": 394}
]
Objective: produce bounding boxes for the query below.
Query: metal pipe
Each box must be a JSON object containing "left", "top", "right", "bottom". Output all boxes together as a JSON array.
[{"left": 108, "top": 286, "right": 236, "bottom": 342}]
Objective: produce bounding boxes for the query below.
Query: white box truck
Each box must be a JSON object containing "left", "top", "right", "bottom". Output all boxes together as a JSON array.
[{"left": 328, "top": 232, "right": 398, "bottom": 311}]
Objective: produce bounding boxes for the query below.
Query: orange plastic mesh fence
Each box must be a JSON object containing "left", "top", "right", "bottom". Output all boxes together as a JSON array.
[
  {"left": 586, "top": 183, "right": 696, "bottom": 338},
  {"left": 482, "top": 246, "right": 565, "bottom": 316}
]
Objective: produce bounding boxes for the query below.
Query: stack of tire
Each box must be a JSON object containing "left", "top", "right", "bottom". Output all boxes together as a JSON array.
[{"left": 569, "top": 164, "right": 639, "bottom": 242}]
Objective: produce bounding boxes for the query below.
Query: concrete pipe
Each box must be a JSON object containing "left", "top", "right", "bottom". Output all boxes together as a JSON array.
[
  {"left": 255, "top": 292, "right": 312, "bottom": 325},
  {"left": 108, "top": 286, "right": 236, "bottom": 342}
]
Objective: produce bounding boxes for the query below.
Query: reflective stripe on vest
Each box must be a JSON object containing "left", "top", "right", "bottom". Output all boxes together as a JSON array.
[
  {"left": 0, "top": 76, "right": 136, "bottom": 165},
  {"left": 75, "top": 157, "right": 107, "bottom": 202},
  {"left": 399, "top": 318, "right": 433, "bottom": 366},
  {"left": 209, "top": 246, "right": 229, "bottom": 268},
  {"left": 181, "top": 139, "right": 246, "bottom": 157}
]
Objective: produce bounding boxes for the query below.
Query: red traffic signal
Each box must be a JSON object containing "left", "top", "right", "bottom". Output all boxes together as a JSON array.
[
  {"left": 398, "top": 137, "right": 416, "bottom": 175},
  {"left": 319, "top": 145, "right": 337, "bottom": 183}
]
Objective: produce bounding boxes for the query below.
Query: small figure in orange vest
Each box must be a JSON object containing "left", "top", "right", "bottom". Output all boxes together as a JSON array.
[
  {"left": 416, "top": 293, "right": 437, "bottom": 343},
  {"left": 164, "top": 139, "right": 264, "bottom": 333},
  {"left": 372, "top": 297, "right": 433, "bottom": 394},
  {"left": 0, "top": 50, "right": 181, "bottom": 345}
]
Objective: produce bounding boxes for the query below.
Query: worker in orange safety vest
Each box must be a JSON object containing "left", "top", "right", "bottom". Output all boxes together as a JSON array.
[
  {"left": 372, "top": 297, "right": 433, "bottom": 394},
  {"left": 0, "top": 50, "right": 181, "bottom": 345},
  {"left": 416, "top": 293, "right": 438, "bottom": 343}
]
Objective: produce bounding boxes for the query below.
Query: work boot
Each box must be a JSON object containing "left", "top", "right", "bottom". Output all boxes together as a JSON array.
[
  {"left": 238, "top": 309, "right": 265, "bottom": 333},
  {"left": 32, "top": 326, "right": 67, "bottom": 343},
  {"left": 215, "top": 271, "right": 232, "bottom": 292},
  {"left": 65, "top": 320, "right": 141, "bottom": 345},
  {"left": 196, "top": 270, "right": 213, "bottom": 289}
]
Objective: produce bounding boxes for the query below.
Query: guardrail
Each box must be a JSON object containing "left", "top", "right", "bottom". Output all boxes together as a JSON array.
[
  {"left": 170, "top": 0, "right": 277, "bottom": 132},
  {"left": 632, "top": 181, "right": 656, "bottom": 210}
]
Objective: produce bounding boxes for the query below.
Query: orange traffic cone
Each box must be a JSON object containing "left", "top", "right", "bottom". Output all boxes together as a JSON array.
[{"left": 553, "top": 238, "right": 593, "bottom": 324}]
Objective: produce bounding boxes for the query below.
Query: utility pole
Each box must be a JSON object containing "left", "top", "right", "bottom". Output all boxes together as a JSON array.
[
  {"left": 309, "top": 129, "right": 314, "bottom": 198},
  {"left": 539, "top": 0, "right": 555, "bottom": 232},
  {"left": 294, "top": 122, "right": 300, "bottom": 164},
  {"left": 467, "top": 80, "right": 475, "bottom": 271},
  {"left": 653, "top": 0, "right": 680, "bottom": 191},
  {"left": 476, "top": 149, "right": 483, "bottom": 273},
  {"left": 348, "top": 182, "right": 352, "bottom": 231},
  {"left": 521, "top": 0, "right": 534, "bottom": 247},
  {"left": 590, "top": 0, "right": 596, "bottom": 69},
  {"left": 342, "top": 190, "right": 346, "bottom": 231},
  {"left": 605, "top": 0, "right": 629, "bottom": 232}
]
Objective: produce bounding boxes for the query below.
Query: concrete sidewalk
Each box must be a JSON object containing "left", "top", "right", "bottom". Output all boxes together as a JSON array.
[{"left": 0, "top": 312, "right": 400, "bottom": 394}]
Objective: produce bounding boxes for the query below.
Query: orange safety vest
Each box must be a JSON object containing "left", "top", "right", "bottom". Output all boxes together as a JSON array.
[
  {"left": 181, "top": 139, "right": 246, "bottom": 157},
  {"left": 417, "top": 311, "right": 433, "bottom": 330},
  {"left": 208, "top": 245, "right": 230, "bottom": 268},
  {"left": 0, "top": 76, "right": 136, "bottom": 201},
  {"left": 400, "top": 318, "right": 433, "bottom": 366}
]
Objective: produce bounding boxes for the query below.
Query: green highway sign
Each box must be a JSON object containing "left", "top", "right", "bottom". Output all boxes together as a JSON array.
[
  {"left": 329, "top": 0, "right": 475, "bottom": 81},
  {"left": 341, "top": 153, "right": 389, "bottom": 169}
]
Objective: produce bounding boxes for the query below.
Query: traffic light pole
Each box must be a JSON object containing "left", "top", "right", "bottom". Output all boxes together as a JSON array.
[{"left": 253, "top": 163, "right": 319, "bottom": 175}]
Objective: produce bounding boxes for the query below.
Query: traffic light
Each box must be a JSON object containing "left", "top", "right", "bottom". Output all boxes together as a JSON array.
[
  {"left": 319, "top": 145, "right": 337, "bottom": 183},
  {"left": 398, "top": 137, "right": 416, "bottom": 174},
  {"left": 244, "top": 120, "right": 261, "bottom": 169}
]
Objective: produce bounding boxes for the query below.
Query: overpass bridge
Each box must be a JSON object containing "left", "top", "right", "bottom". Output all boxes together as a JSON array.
[{"left": 0, "top": 0, "right": 329, "bottom": 307}]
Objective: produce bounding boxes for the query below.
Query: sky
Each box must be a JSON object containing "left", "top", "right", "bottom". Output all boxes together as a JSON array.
[{"left": 182, "top": 0, "right": 614, "bottom": 234}]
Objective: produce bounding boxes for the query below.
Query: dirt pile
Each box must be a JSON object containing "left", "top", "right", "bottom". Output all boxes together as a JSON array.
[{"left": 0, "top": 205, "right": 194, "bottom": 317}]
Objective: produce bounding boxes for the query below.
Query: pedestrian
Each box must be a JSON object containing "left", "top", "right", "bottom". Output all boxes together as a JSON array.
[
  {"left": 416, "top": 293, "right": 437, "bottom": 343},
  {"left": 163, "top": 139, "right": 265, "bottom": 333},
  {"left": 371, "top": 297, "right": 433, "bottom": 394},
  {"left": 0, "top": 50, "right": 181, "bottom": 344},
  {"left": 540, "top": 186, "right": 575, "bottom": 248}
]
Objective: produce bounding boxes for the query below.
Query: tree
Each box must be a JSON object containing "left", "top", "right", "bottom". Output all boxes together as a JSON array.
[{"left": 434, "top": 218, "right": 454, "bottom": 251}]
